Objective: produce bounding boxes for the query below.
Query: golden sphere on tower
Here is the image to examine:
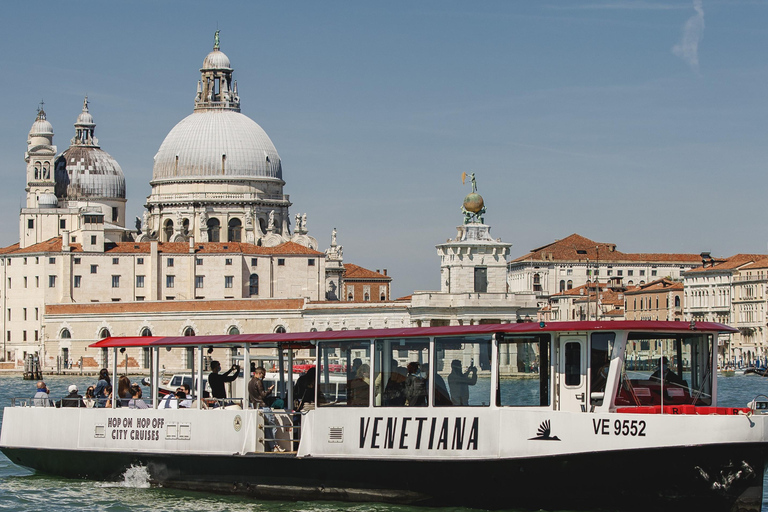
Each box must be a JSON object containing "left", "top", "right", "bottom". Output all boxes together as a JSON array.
[{"left": 463, "top": 192, "right": 484, "bottom": 213}]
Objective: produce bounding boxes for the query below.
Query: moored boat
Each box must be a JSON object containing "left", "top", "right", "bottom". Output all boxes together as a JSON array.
[{"left": 1, "top": 321, "right": 766, "bottom": 511}]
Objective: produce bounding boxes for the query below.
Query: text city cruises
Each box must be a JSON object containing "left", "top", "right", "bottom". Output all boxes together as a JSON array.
[{"left": 2, "top": 321, "right": 767, "bottom": 511}]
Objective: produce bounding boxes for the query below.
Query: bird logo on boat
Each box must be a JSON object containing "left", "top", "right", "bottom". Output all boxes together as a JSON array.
[{"left": 529, "top": 420, "right": 560, "bottom": 441}]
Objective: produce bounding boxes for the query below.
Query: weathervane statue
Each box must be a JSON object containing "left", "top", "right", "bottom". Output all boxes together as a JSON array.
[{"left": 461, "top": 172, "right": 486, "bottom": 224}]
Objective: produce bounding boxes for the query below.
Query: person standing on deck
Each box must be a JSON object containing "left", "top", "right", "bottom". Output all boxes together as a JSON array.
[{"left": 208, "top": 360, "right": 239, "bottom": 402}]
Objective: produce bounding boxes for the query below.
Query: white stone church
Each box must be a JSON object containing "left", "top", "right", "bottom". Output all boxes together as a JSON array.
[{"left": 3, "top": 35, "right": 535, "bottom": 373}]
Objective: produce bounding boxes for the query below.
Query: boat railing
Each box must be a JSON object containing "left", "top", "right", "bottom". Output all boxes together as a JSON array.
[{"left": 258, "top": 409, "right": 299, "bottom": 452}]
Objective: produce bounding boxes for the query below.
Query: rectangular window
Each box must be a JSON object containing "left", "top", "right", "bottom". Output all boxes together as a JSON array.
[
  {"left": 23, "top": 308, "right": 27, "bottom": 321},
  {"left": 251, "top": 258, "right": 258, "bottom": 267},
  {"left": 433, "top": 335, "right": 491, "bottom": 407},
  {"left": 34, "top": 330, "right": 38, "bottom": 341},
  {"left": 23, "top": 277, "right": 27, "bottom": 288},
  {"left": 225, "top": 258, "right": 233, "bottom": 266},
  {"left": 640, "top": 270, "right": 646, "bottom": 276},
  {"left": 23, "top": 258, "right": 27, "bottom": 265},
  {"left": 278, "top": 258, "right": 285, "bottom": 266},
  {"left": 74, "top": 275, "right": 81, "bottom": 288},
  {"left": 136, "top": 296, "right": 144, "bottom": 301},
  {"left": 22, "top": 331, "right": 27, "bottom": 342},
  {"left": 225, "top": 276, "right": 233, "bottom": 289},
  {"left": 35, "top": 276, "right": 39, "bottom": 287},
  {"left": 474, "top": 267, "right": 488, "bottom": 293},
  {"left": 564, "top": 341, "right": 581, "bottom": 386},
  {"left": 27, "top": 219, "right": 33, "bottom": 229},
  {"left": 48, "top": 275, "right": 56, "bottom": 288},
  {"left": 308, "top": 259, "right": 315, "bottom": 266},
  {"left": 607, "top": 270, "right": 613, "bottom": 276},
  {"left": 137, "top": 258, "right": 144, "bottom": 265},
  {"left": 112, "top": 257, "right": 119, "bottom": 265},
  {"left": 589, "top": 332, "right": 615, "bottom": 407},
  {"left": 195, "top": 276, "right": 204, "bottom": 289},
  {"left": 371, "top": 337, "right": 430, "bottom": 408},
  {"left": 111, "top": 275, "right": 120, "bottom": 288},
  {"left": 618, "top": 333, "right": 713, "bottom": 407},
  {"left": 167, "top": 258, "right": 174, "bottom": 267},
  {"left": 317, "top": 339, "right": 371, "bottom": 407},
  {"left": 196, "top": 258, "right": 203, "bottom": 265},
  {"left": 35, "top": 308, "right": 38, "bottom": 321},
  {"left": 112, "top": 207, "right": 118, "bottom": 222},
  {"left": 617, "top": 270, "right": 623, "bottom": 276},
  {"left": 91, "top": 235, "right": 97, "bottom": 245},
  {"left": 73, "top": 258, "right": 81, "bottom": 264},
  {"left": 628, "top": 270, "right": 634, "bottom": 276},
  {"left": 90, "top": 265, "right": 97, "bottom": 274},
  {"left": 651, "top": 270, "right": 657, "bottom": 277},
  {"left": 49, "top": 257, "right": 56, "bottom": 264},
  {"left": 60, "top": 219, "right": 66, "bottom": 229},
  {"left": 166, "top": 275, "right": 175, "bottom": 288},
  {"left": 136, "top": 275, "right": 144, "bottom": 288}
]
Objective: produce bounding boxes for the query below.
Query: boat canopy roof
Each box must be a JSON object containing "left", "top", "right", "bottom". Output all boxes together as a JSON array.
[{"left": 89, "top": 320, "right": 735, "bottom": 350}]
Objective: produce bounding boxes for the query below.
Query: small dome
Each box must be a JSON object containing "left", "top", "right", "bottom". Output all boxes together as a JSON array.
[
  {"left": 76, "top": 110, "right": 94, "bottom": 126},
  {"left": 55, "top": 146, "right": 126, "bottom": 200},
  {"left": 463, "top": 192, "right": 484, "bottom": 214},
  {"left": 202, "top": 49, "right": 231, "bottom": 70},
  {"left": 37, "top": 192, "right": 58, "bottom": 208},
  {"left": 29, "top": 109, "right": 53, "bottom": 137}
]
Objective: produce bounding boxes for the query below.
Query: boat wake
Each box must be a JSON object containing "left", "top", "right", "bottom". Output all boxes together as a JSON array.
[{"left": 96, "top": 464, "right": 151, "bottom": 489}]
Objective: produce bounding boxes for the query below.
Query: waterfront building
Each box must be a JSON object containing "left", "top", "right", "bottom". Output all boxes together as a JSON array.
[
  {"left": 507, "top": 233, "right": 702, "bottom": 300},
  {"left": 624, "top": 278, "right": 684, "bottom": 322},
  {"left": 542, "top": 280, "right": 630, "bottom": 322}
]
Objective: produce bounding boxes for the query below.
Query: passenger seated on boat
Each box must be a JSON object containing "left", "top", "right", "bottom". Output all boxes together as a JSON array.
[
  {"left": 650, "top": 357, "right": 686, "bottom": 389},
  {"left": 162, "top": 387, "right": 185, "bottom": 409},
  {"left": 128, "top": 384, "right": 149, "bottom": 409},
  {"left": 423, "top": 363, "right": 451, "bottom": 406},
  {"left": 382, "top": 361, "right": 407, "bottom": 406},
  {"left": 33, "top": 381, "right": 52, "bottom": 407},
  {"left": 208, "top": 360, "right": 239, "bottom": 403},
  {"left": 103, "top": 386, "right": 114, "bottom": 408},
  {"left": 117, "top": 376, "right": 132, "bottom": 408},
  {"left": 84, "top": 387, "right": 96, "bottom": 408},
  {"left": 60, "top": 385, "right": 85, "bottom": 408},
  {"left": 294, "top": 367, "right": 317, "bottom": 411},
  {"left": 404, "top": 362, "right": 427, "bottom": 406},
  {"left": 348, "top": 364, "right": 370, "bottom": 406},
  {"left": 448, "top": 360, "right": 477, "bottom": 406},
  {"left": 248, "top": 366, "right": 275, "bottom": 408}
]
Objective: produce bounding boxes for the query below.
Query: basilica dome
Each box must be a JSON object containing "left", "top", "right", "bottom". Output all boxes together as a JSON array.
[
  {"left": 54, "top": 98, "right": 126, "bottom": 200},
  {"left": 152, "top": 110, "right": 282, "bottom": 181}
]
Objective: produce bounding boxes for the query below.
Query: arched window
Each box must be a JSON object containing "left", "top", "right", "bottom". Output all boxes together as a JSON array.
[
  {"left": 675, "top": 296, "right": 681, "bottom": 308},
  {"left": 43, "top": 162, "right": 50, "bottom": 179},
  {"left": 207, "top": 218, "right": 221, "bottom": 242},
  {"left": 60, "top": 329, "right": 71, "bottom": 339},
  {"left": 140, "top": 327, "right": 152, "bottom": 337},
  {"left": 228, "top": 218, "right": 242, "bottom": 242},
  {"left": 559, "top": 280, "right": 565, "bottom": 292},
  {"left": 364, "top": 293, "right": 370, "bottom": 301},
  {"left": 164, "top": 219, "right": 174, "bottom": 242},
  {"left": 258, "top": 217, "right": 267, "bottom": 235},
  {"left": 275, "top": 326, "right": 286, "bottom": 334},
  {"left": 227, "top": 326, "right": 240, "bottom": 335},
  {"left": 183, "top": 327, "right": 195, "bottom": 336},
  {"left": 34, "top": 162, "right": 41, "bottom": 180},
  {"left": 182, "top": 218, "right": 190, "bottom": 236},
  {"left": 533, "top": 273, "right": 542, "bottom": 292},
  {"left": 567, "top": 280, "right": 573, "bottom": 290},
  {"left": 249, "top": 274, "right": 259, "bottom": 296},
  {"left": 99, "top": 328, "right": 110, "bottom": 339}
]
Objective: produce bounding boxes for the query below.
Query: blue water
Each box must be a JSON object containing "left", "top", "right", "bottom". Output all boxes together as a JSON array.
[{"left": 0, "top": 374, "right": 767, "bottom": 511}]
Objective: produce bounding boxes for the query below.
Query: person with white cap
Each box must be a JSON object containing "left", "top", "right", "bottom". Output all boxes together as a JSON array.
[{"left": 60, "top": 384, "right": 85, "bottom": 408}]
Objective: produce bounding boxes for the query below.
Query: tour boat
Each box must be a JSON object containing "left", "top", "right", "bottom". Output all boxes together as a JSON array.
[{"left": 1, "top": 320, "right": 767, "bottom": 512}]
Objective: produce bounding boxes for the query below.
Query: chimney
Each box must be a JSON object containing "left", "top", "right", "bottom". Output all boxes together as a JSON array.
[
  {"left": 383, "top": 269, "right": 388, "bottom": 276},
  {"left": 189, "top": 236, "right": 195, "bottom": 254},
  {"left": 62, "top": 231, "right": 71, "bottom": 252}
]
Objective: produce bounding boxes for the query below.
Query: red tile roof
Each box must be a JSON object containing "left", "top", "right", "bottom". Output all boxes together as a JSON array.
[
  {"left": 624, "top": 278, "right": 683, "bottom": 295},
  {"left": 343, "top": 263, "right": 391, "bottom": 281},
  {"left": 684, "top": 254, "right": 766, "bottom": 273}
]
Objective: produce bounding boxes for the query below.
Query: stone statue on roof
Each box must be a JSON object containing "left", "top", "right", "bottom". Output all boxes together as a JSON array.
[
  {"left": 302, "top": 213, "right": 307, "bottom": 232},
  {"left": 331, "top": 227, "right": 337, "bottom": 246},
  {"left": 268, "top": 210, "right": 275, "bottom": 231},
  {"left": 214, "top": 30, "right": 220, "bottom": 50}
]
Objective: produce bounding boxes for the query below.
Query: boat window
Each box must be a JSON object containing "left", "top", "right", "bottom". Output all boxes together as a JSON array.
[
  {"left": 616, "top": 332, "right": 713, "bottom": 407},
  {"left": 374, "top": 337, "right": 429, "bottom": 407},
  {"left": 434, "top": 335, "right": 492, "bottom": 407},
  {"left": 317, "top": 340, "right": 370, "bottom": 407},
  {"left": 564, "top": 342, "right": 581, "bottom": 386},
  {"left": 590, "top": 332, "right": 615, "bottom": 407},
  {"left": 497, "top": 334, "right": 550, "bottom": 407}
]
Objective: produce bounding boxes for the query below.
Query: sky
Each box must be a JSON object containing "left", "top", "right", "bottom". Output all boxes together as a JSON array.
[{"left": 1, "top": 1, "right": 768, "bottom": 298}]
